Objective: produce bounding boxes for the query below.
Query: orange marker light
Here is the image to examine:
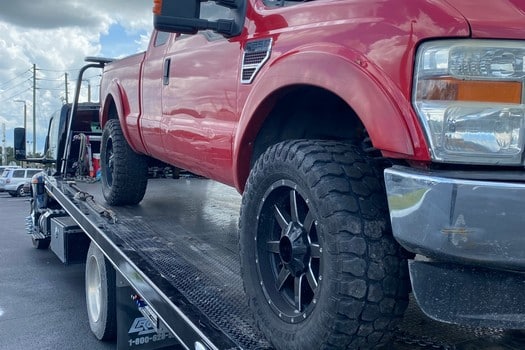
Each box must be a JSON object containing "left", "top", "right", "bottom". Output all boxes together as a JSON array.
[
  {"left": 153, "top": 0, "right": 162, "bottom": 15},
  {"left": 417, "top": 78, "right": 522, "bottom": 104}
]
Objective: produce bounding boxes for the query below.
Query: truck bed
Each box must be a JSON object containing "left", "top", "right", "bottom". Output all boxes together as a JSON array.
[{"left": 53, "top": 176, "right": 523, "bottom": 350}]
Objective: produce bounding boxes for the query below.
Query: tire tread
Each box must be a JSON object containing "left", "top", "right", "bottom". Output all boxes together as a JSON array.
[
  {"left": 101, "top": 119, "right": 148, "bottom": 206},
  {"left": 240, "top": 139, "right": 409, "bottom": 350}
]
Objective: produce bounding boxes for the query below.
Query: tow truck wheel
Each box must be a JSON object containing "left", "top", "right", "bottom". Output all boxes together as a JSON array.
[
  {"left": 101, "top": 119, "right": 148, "bottom": 206},
  {"left": 239, "top": 140, "right": 409, "bottom": 349},
  {"left": 85, "top": 242, "right": 117, "bottom": 340}
]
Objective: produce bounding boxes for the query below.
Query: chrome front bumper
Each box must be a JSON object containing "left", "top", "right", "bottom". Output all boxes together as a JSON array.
[{"left": 384, "top": 166, "right": 525, "bottom": 271}]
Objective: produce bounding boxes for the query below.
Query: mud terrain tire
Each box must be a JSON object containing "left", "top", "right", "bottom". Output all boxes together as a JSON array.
[
  {"left": 101, "top": 119, "right": 148, "bottom": 206},
  {"left": 239, "top": 140, "right": 409, "bottom": 349}
]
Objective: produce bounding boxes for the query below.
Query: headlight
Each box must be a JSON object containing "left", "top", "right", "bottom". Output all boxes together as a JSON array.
[{"left": 413, "top": 40, "right": 525, "bottom": 165}]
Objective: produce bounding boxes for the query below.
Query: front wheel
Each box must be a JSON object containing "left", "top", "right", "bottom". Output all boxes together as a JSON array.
[
  {"left": 101, "top": 119, "right": 148, "bottom": 206},
  {"left": 85, "top": 242, "right": 117, "bottom": 340},
  {"left": 239, "top": 140, "right": 409, "bottom": 350}
]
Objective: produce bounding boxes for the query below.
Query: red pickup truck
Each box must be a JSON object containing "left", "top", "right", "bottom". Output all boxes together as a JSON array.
[{"left": 98, "top": 0, "right": 525, "bottom": 348}]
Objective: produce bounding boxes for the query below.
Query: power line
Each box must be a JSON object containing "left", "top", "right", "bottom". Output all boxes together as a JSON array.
[
  {"left": 36, "top": 87, "right": 64, "bottom": 91},
  {"left": 36, "top": 77, "right": 64, "bottom": 82},
  {"left": 0, "top": 69, "right": 32, "bottom": 89},
  {"left": 38, "top": 67, "right": 82, "bottom": 75},
  {"left": 0, "top": 87, "right": 32, "bottom": 104},
  {"left": 0, "top": 79, "right": 32, "bottom": 95}
]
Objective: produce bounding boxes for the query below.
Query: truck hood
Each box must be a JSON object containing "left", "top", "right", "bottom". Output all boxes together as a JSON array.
[{"left": 444, "top": 0, "right": 525, "bottom": 39}]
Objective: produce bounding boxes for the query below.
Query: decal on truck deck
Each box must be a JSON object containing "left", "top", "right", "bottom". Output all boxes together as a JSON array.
[{"left": 128, "top": 317, "right": 174, "bottom": 347}]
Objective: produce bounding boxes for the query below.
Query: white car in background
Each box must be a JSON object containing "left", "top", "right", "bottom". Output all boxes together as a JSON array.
[
  {"left": 0, "top": 168, "right": 42, "bottom": 197},
  {"left": 0, "top": 165, "right": 20, "bottom": 176}
]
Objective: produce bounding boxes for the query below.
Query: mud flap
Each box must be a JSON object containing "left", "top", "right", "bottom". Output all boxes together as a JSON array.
[{"left": 116, "top": 272, "right": 180, "bottom": 350}]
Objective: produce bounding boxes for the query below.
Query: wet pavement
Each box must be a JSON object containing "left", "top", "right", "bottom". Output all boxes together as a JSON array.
[{"left": 2, "top": 178, "right": 525, "bottom": 349}]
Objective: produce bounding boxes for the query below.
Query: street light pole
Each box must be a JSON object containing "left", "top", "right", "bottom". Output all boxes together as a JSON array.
[{"left": 32, "top": 63, "right": 36, "bottom": 156}]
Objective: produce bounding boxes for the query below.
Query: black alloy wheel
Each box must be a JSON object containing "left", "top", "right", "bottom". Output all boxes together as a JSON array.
[{"left": 256, "top": 179, "right": 322, "bottom": 322}]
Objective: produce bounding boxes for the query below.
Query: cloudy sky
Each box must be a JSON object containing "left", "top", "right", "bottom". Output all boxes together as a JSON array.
[{"left": 0, "top": 0, "right": 153, "bottom": 155}]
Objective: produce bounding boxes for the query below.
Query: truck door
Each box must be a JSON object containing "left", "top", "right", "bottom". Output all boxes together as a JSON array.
[
  {"left": 140, "top": 30, "right": 171, "bottom": 156},
  {"left": 159, "top": 3, "right": 242, "bottom": 185}
]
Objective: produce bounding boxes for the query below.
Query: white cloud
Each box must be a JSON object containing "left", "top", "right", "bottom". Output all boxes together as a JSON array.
[{"left": 0, "top": 0, "right": 153, "bottom": 155}]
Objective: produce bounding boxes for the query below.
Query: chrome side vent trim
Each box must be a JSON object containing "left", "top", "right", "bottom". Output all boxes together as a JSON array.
[{"left": 241, "top": 38, "right": 272, "bottom": 84}]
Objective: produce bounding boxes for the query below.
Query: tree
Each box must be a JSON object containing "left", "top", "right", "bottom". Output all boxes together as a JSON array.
[{"left": 0, "top": 147, "right": 17, "bottom": 166}]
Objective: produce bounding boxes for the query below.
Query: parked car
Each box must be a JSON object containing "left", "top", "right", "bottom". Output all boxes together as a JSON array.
[
  {"left": 0, "top": 165, "right": 21, "bottom": 178},
  {"left": 0, "top": 168, "right": 42, "bottom": 197},
  {"left": 0, "top": 165, "right": 21, "bottom": 191}
]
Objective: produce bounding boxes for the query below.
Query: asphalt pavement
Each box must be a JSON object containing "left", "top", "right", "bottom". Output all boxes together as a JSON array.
[
  {"left": 0, "top": 191, "right": 115, "bottom": 350},
  {"left": 2, "top": 183, "right": 525, "bottom": 350}
]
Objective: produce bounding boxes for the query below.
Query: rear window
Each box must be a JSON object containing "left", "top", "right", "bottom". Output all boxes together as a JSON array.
[{"left": 12, "top": 170, "right": 25, "bottom": 178}]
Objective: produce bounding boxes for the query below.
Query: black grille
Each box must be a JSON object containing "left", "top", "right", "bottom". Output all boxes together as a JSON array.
[{"left": 244, "top": 51, "right": 268, "bottom": 65}]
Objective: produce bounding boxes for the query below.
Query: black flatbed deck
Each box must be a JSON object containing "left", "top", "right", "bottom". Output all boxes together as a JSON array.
[{"left": 50, "top": 176, "right": 525, "bottom": 350}]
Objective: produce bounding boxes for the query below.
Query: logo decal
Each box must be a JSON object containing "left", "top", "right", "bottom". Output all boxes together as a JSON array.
[{"left": 128, "top": 317, "right": 156, "bottom": 336}]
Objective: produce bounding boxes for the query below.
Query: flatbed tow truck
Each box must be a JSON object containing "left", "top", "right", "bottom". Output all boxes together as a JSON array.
[{"left": 11, "top": 58, "right": 525, "bottom": 350}]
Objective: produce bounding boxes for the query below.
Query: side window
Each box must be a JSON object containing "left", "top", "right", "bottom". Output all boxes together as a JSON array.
[
  {"left": 27, "top": 170, "right": 41, "bottom": 177},
  {"left": 47, "top": 112, "right": 60, "bottom": 160},
  {"left": 154, "top": 31, "right": 170, "bottom": 47},
  {"left": 13, "top": 170, "right": 24, "bottom": 178}
]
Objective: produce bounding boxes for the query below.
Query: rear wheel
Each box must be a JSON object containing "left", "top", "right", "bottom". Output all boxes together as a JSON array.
[
  {"left": 85, "top": 242, "right": 117, "bottom": 340},
  {"left": 239, "top": 140, "right": 409, "bottom": 349},
  {"left": 101, "top": 119, "right": 148, "bottom": 206},
  {"left": 17, "top": 185, "right": 25, "bottom": 197}
]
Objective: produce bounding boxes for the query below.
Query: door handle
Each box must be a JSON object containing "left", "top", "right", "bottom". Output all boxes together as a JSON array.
[{"left": 163, "top": 58, "right": 171, "bottom": 86}]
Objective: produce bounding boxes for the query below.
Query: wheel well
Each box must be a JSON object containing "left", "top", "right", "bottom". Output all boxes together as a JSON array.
[
  {"left": 108, "top": 102, "right": 118, "bottom": 120},
  {"left": 251, "top": 86, "right": 366, "bottom": 168},
  {"left": 101, "top": 96, "right": 118, "bottom": 128}
]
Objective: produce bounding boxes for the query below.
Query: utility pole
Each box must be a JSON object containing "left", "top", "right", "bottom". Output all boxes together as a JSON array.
[
  {"left": 1, "top": 123, "right": 5, "bottom": 165},
  {"left": 32, "top": 63, "right": 36, "bottom": 155},
  {"left": 65, "top": 73, "right": 69, "bottom": 104}
]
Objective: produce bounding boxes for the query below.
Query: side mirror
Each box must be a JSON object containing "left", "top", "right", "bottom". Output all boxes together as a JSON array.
[
  {"left": 153, "top": 0, "right": 245, "bottom": 37},
  {"left": 153, "top": 0, "right": 201, "bottom": 34},
  {"left": 14, "top": 127, "right": 26, "bottom": 160}
]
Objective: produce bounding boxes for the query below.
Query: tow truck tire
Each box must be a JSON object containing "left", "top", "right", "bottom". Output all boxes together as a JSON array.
[
  {"left": 85, "top": 242, "right": 117, "bottom": 341},
  {"left": 101, "top": 119, "right": 148, "bottom": 206},
  {"left": 239, "top": 140, "right": 409, "bottom": 350}
]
